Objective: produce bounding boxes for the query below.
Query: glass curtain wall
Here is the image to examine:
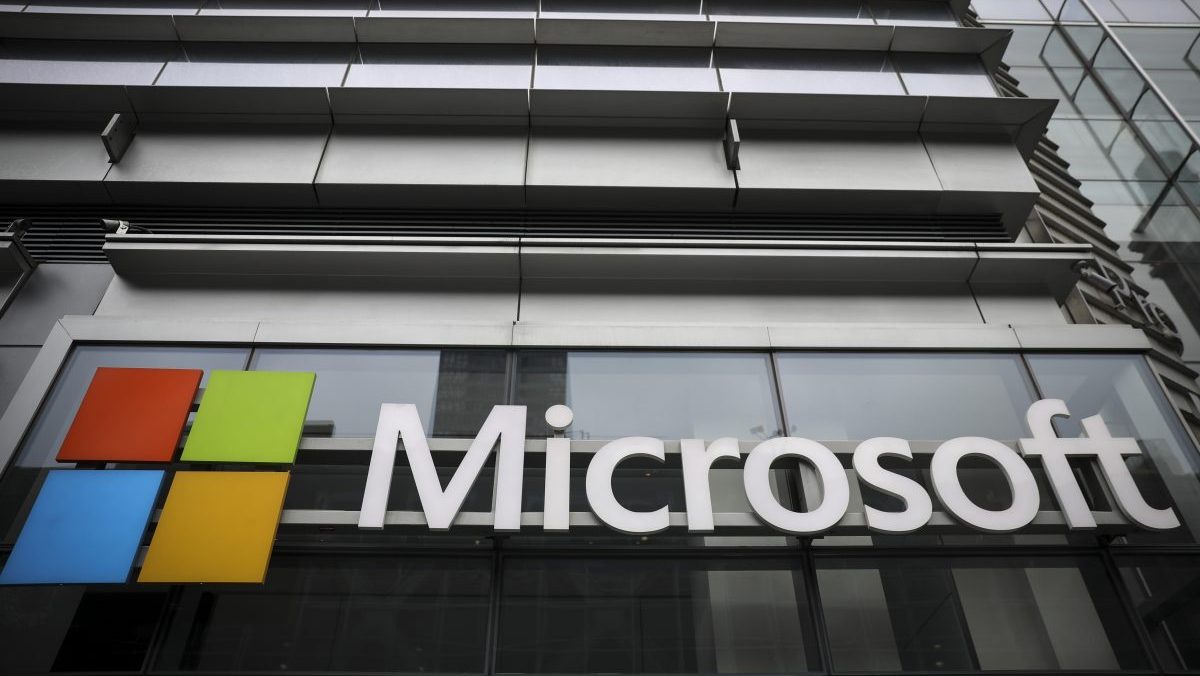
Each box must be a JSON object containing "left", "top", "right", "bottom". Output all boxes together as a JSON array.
[
  {"left": 976, "top": 1, "right": 1200, "bottom": 370},
  {"left": 3, "top": 346, "right": 1200, "bottom": 672}
]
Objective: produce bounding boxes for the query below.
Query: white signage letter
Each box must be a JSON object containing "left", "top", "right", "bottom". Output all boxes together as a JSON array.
[
  {"left": 1019, "top": 399, "right": 1096, "bottom": 529},
  {"left": 680, "top": 437, "right": 741, "bottom": 532},
  {"left": 543, "top": 405, "right": 575, "bottom": 532},
  {"left": 931, "top": 437, "right": 1039, "bottom": 533},
  {"left": 743, "top": 438, "right": 849, "bottom": 535},
  {"left": 585, "top": 437, "right": 669, "bottom": 534},
  {"left": 358, "top": 403, "right": 527, "bottom": 531},
  {"left": 853, "top": 437, "right": 933, "bottom": 534},
  {"left": 1081, "top": 414, "right": 1180, "bottom": 530}
]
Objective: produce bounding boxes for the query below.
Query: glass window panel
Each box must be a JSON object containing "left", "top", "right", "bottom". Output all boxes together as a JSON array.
[
  {"left": 1026, "top": 354, "right": 1200, "bottom": 544},
  {"left": 775, "top": 353, "right": 1035, "bottom": 440},
  {"left": 869, "top": 0, "right": 956, "bottom": 26},
  {"left": 997, "top": 24, "right": 1055, "bottom": 68},
  {"left": 1117, "top": 556, "right": 1200, "bottom": 671},
  {"left": 514, "top": 351, "right": 781, "bottom": 441},
  {"left": 717, "top": 49, "right": 902, "bottom": 95},
  {"left": 1147, "top": 70, "right": 1200, "bottom": 121},
  {"left": 817, "top": 556, "right": 1148, "bottom": 672},
  {"left": 1142, "top": 184, "right": 1200, "bottom": 243},
  {"left": 347, "top": 44, "right": 532, "bottom": 88},
  {"left": 1092, "top": 39, "right": 1148, "bottom": 115},
  {"left": 154, "top": 554, "right": 492, "bottom": 673},
  {"left": 1112, "top": 0, "right": 1199, "bottom": 22},
  {"left": 250, "top": 348, "right": 506, "bottom": 437},
  {"left": 1079, "top": 179, "right": 1164, "bottom": 243},
  {"left": 1113, "top": 27, "right": 1200, "bottom": 70},
  {"left": 0, "top": 40, "right": 178, "bottom": 86},
  {"left": 0, "top": 580, "right": 168, "bottom": 673},
  {"left": 1046, "top": 118, "right": 1166, "bottom": 182},
  {"left": 893, "top": 53, "right": 996, "bottom": 97},
  {"left": 973, "top": 0, "right": 1050, "bottom": 20},
  {"left": 1128, "top": 260, "right": 1200, "bottom": 362},
  {"left": 498, "top": 557, "right": 820, "bottom": 674},
  {"left": 156, "top": 43, "right": 352, "bottom": 87}
]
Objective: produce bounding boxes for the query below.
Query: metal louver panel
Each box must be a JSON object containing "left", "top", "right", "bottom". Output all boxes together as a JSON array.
[{"left": 1, "top": 207, "right": 1009, "bottom": 264}]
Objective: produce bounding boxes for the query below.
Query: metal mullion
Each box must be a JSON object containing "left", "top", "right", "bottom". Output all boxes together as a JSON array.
[
  {"left": 798, "top": 545, "right": 835, "bottom": 675},
  {"left": 1099, "top": 544, "right": 1166, "bottom": 673},
  {"left": 483, "top": 539, "right": 505, "bottom": 676}
]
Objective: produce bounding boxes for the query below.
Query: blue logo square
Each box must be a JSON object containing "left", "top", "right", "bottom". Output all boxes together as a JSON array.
[{"left": 0, "top": 470, "right": 164, "bottom": 585}]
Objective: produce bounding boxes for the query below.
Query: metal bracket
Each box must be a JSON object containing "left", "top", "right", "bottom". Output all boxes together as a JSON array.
[
  {"left": 723, "top": 117, "right": 740, "bottom": 170},
  {"left": 101, "top": 112, "right": 136, "bottom": 164}
]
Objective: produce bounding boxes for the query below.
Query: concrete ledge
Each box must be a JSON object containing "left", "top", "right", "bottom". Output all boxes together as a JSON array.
[
  {"left": 513, "top": 323, "right": 771, "bottom": 348},
  {"left": 1013, "top": 324, "right": 1151, "bottom": 351},
  {"left": 255, "top": 321, "right": 514, "bottom": 347}
]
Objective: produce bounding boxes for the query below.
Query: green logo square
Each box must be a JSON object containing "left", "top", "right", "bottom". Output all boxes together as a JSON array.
[{"left": 182, "top": 370, "right": 315, "bottom": 464}]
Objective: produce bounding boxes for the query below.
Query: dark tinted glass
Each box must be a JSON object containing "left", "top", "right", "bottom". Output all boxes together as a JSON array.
[
  {"left": 1117, "top": 556, "right": 1200, "bottom": 670},
  {"left": 251, "top": 348, "right": 507, "bottom": 437},
  {"left": 817, "top": 556, "right": 1148, "bottom": 671},
  {"left": 498, "top": 557, "right": 820, "bottom": 673},
  {"left": 156, "top": 554, "right": 492, "bottom": 672}
]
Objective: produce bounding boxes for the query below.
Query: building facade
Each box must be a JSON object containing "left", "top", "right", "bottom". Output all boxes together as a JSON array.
[{"left": 2, "top": 0, "right": 1200, "bottom": 674}]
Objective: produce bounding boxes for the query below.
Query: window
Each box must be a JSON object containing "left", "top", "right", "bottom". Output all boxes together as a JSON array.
[
  {"left": 251, "top": 348, "right": 507, "bottom": 437},
  {"left": 515, "top": 351, "right": 781, "bottom": 440},
  {"left": 498, "top": 557, "right": 820, "bottom": 674},
  {"left": 1027, "top": 354, "right": 1200, "bottom": 544},
  {"left": 775, "top": 353, "right": 1036, "bottom": 441},
  {"left": 817, "top": 556, "right": 1148, "bottom": 671},
  {"left": 154, "top": 554, "right": 492, "bottom": 672},
  {"left": 1117, "top": 556, "right": 1200, "bottom": 670}
]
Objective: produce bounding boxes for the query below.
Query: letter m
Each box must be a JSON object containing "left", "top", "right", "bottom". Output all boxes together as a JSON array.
[{"left": 358, "top": 404, "right": 527, "bottom": 531}]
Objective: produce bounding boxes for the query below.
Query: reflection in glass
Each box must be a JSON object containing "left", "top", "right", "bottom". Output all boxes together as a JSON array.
[
  {"left": 155, "top": 555, "right": 492, "bottom": 672},
  {"left": 776, "top": 353, "right": 1035, "bottom": 440},
  {"left": 251, "top": 348, "right": 507, "bottom": 437},
  {"left": 498, "top": 557, "right": 819, "bottom": 674},
  {"left": 1117, "top": 556, "right": 1200, "bottom": 670},
  {"left": 515, "top": 351, "right": 781, "bottom": 440},
  {"left": 1027, "top": 354, "right": 1200, "bottom": 543},
  {"left": 817, "top": 556, "right": 1148, "bottom": 671}
]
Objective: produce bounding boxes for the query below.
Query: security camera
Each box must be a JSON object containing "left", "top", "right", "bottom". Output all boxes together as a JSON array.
[
  {"left": 4, "top": 218, "right": 31, "bottom": 237},
  {"left": 100, "top": 219, "right": 150, "bottom": 235}
]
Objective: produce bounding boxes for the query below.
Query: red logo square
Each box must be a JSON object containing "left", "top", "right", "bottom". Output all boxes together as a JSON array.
[{"left": 57, "top": 367, "right": 202, "bottom": 463}]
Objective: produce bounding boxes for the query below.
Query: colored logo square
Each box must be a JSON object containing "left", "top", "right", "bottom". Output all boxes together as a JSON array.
[
  {"left": 57, "top": 368, "right": 202, "bottom": 463},
  {"left": 0, "top": 470, "right": 164, "bottom": 585},
  {"left": 181, "top": 370, "right": 314, "bottom": 464},
  {"left": 138, "top": 471, "right": 290, "bottom": 584}
]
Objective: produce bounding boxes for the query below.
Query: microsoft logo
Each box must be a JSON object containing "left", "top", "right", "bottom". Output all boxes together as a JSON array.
[{"left": 0, "top": 367, "right": 315, "bottom": 585}]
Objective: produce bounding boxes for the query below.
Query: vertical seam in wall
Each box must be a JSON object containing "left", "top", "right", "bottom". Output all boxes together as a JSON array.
[
  {"left": 966, "top": 249, "right": 987, "bottom": 324},
  {"left": 312, "top": 126, "right": 334, "bottom": 206}
]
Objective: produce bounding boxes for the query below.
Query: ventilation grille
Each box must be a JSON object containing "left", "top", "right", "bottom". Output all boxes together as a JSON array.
[{"left": 2, "top": 207, "right": 1010, "bottom": 264}]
